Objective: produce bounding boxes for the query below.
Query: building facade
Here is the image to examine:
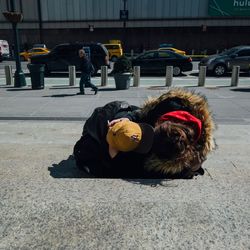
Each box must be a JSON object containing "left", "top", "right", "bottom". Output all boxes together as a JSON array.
[{"left": 1, "top": 0, "right": 250, "bottom": 53}]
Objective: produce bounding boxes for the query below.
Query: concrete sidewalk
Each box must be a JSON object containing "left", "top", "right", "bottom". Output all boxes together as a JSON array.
[{"left": 0, "top": 82, "right": 250, "bottom": 249}]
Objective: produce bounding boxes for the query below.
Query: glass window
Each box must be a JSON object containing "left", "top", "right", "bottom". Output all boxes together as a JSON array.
[
  {"left": 54, "top": 46, "right": 66, "bottom": 55},
  {"left": 105, "top": 45, "right": 120, "bottom": 49},
  {"left": 33, "top": 49, "right": 43, "bottom": 52},
  {"left": 92, "top": 45, "right": 105, "bottom": 55},
  {"left": 158, "top": 51, "right": 174, "bottom": 58},
  {"left": 100, "top": 45, "right": 109, "bottom": 55},
  {"left": 237, "top": 49, "right": 250, "bottom": 57},
  {"left": 140, "top": 52, "right": 155, "bottom": 59}
]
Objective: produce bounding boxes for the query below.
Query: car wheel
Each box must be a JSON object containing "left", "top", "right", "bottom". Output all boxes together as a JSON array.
[
  {"left": 173, "top": 66, "right": 181, "bottom": 76},
  {"left": 111, "top": 56, "right": 118, "bottom": 62},
  {"left": 213, "top": 64, "right": 226, "bottom": 77}
]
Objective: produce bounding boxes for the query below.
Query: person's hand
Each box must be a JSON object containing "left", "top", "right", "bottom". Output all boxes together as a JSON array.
[{"left": 107, "top": 117, "right": 130, "bottom": 127}]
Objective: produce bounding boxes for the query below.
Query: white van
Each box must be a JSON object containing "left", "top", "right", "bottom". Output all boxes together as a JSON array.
[{"left": 0, "top": 40, "right": 10, "bottom": 62}]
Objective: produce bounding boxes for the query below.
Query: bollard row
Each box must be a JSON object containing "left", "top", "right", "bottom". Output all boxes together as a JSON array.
[{"left": 66, "top": 64, "right": 241, "bottom": 88}]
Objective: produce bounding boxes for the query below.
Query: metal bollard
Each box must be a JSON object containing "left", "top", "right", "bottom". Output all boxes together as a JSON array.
[
  {"left": 191, "top": 49, "right": 195, "bottom": 55},
  {"left": 131, "top": 49, "right": 134, "bottom": 60},
  {"left": 165, "top": 66, "right": 173, "bottom": 87},
  {"left": 133, "top": 66, "right": 140, "bottom": 87},
  {"left": 4, "top": 65, "right": 13, "bottom": 85},
  {"left": 101, "top": 66, "right": 108, "bottom": 86},
  {"left": 231, "top": 66, "right": 240, "bottom": 87},
  {"left": 69, "top": 65, "right": 76, "bottom": 86},
  {"left": 198, "top": 66, "right": 207, "bottom": 87}
]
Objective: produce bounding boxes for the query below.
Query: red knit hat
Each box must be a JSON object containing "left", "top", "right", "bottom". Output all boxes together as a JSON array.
[{"left": 158, "top": 111, "right": 202, "bottom": 141}]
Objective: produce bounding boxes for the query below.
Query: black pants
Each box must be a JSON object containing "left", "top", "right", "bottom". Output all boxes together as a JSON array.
[{"left": 79, "top": 72, "right": 97, "bottom": 93}]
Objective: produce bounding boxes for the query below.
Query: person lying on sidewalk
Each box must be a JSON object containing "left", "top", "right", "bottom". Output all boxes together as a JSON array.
[{"left": 73, "top": 88, "right": 215, "bottom": 178}]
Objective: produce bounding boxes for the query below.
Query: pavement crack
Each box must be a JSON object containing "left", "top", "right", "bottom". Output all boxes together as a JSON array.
[
  {"left": 230, "top": 161, "right": 238, "bottom": 168},
  {"left": 204, "top": 168, "right": 213, "bottom": 180}
]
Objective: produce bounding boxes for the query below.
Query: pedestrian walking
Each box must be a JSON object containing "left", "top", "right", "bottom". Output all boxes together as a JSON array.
[{"left": 77, "top": 49, "right": 98, "bottom": 95}]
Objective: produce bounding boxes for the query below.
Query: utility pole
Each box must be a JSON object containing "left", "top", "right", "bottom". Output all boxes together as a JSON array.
[
  {"left": 37, "top": 0, "right": 43, "bottom": 43},
  {"left": 120, "top": 0, "right": 128, "bottom": 51},
  {"left": 3, "top": 0, "right": 26, "bottom": 87},
  {"left": 123, "top": 0, "right": 127, "bottom": 28}
]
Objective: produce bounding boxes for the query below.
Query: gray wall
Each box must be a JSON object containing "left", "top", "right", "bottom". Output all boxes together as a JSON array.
[
  {"left": 1, "top": 0, "right": 249, "bottom": 52},
  {"left": 1, "top": 0, "right": 210, "bottom": 22},
  {"left": 39, "top": 0, "right": 208, "bottom": 21}
]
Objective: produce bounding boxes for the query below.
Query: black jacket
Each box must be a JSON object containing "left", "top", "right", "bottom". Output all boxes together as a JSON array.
[
  {"left": 80, "top": 57, "right": 92, "bottom": 74},
  {"left": 74, "top": 101, "right": 146, "bottom": 178}
]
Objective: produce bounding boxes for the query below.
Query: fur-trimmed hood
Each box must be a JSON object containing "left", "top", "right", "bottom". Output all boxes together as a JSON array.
[{"left": 140, "top": 88, "right": 216, "bottom": 177}]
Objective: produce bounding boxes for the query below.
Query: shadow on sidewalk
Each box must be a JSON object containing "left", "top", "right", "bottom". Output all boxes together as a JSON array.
[
  {"left": 7, "top": 88, "right": 33, "bottom": 91},
  {"left": 48, "top": 155, "right": 90, "bottom": 178},
  {"left": 231, "top": 87, "right": 250, "bottom": 92},
  {"left": 124, "top": 179, "right": 178, "bottom": 187},
  {"left": 43, "top": 94, "right": 77, "bottom": 97},
  {"left": 98, "top": 87, "right": 116, "bottom": 91},
  {"left": 0, "top": 85, "right": 14, "bottom": 88},
  {"left": 48, "top": 157, "right": 175, "bottom": 185},
  {"left": 49, "top": 86, "right": 79, "bottom": 89}
]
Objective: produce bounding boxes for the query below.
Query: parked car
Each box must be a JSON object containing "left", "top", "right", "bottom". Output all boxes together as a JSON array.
[
  {"left": 132, "top": 50, "right": 192, "bottom": 76},
  {"left": 30, "top": 43, "right": 109, "bottom": 75},
  {"left": 158, "top": 47, "right": 186, "bottom": 56},
  {"left": 0, "top": 40, "right": 10, "bottom": 62},
  {"left": 103, "top": 43, "right": 123, "bottom": 62},
  {"left": 199, "top": 45, "right": 250, "bottom": 76},
  {"left": 20, "top": 48, "right": 50, "bottom": 61}
]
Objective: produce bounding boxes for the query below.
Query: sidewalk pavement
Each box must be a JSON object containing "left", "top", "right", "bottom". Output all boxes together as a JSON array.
[{"left": 0, "top": 80, "right": 250, "bottom": 249}]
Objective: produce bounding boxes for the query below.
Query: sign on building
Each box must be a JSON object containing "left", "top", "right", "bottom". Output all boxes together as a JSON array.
[
  {"left": 208, "top": 0, "right": 250, "bottom": 16},
  {"left": 120, "top": 10, "right": 128, "bottom": 20}
]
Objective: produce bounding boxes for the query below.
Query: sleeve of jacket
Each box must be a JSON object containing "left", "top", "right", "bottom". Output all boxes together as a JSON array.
[{"left": 82, "top": 101, "right": 140, "bottom": 144}]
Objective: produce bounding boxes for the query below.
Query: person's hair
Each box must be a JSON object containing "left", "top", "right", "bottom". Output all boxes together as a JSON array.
[
  {"left": 79, "top": 49, "right": 85, "bottom": 55},
  {"left": 152, "top": 121, "right": 196, "bottom": 160}
]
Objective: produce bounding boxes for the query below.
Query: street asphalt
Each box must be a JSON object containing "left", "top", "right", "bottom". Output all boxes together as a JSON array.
[{"left": 0, "top": 76, "right": 250, "bottom": 249}]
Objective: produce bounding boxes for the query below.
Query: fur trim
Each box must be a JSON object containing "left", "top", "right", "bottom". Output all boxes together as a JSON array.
[{"left": 141, "top": 88, "right": 216, "bottom": 176}]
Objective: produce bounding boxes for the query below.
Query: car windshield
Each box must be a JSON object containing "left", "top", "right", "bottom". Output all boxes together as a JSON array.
[
  {"left": 220, "top": 47, "right": 240, "bottom": 56},
  {"left": 100, "top": 44, "right": 109, "bottom": 55}
]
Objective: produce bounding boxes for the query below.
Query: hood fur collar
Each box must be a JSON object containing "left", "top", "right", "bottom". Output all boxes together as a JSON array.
[{"left": 141, "top": 88, "right": 216, "bottom": 176}]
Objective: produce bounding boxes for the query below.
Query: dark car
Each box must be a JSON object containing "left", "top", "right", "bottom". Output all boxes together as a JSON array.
[
  {"left": 131, "top": 50, "right": 192, "bottom": 76},
  {"left": 30, "top": 43, "right": 109, "bottom": 75},
  {"left": 199, "top": 46, "right": 250, "bottom": 76}
]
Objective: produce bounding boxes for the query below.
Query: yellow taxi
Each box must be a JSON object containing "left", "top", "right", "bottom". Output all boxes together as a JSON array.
[
  {"left": 103, "top": 43, "right": 123, "bottom": 62},
  {"left": 158, "top": 47, "right": 186, "bottom": 56},
  {"left": 20, "top": 47, "right": 50, "bottom": 61}
]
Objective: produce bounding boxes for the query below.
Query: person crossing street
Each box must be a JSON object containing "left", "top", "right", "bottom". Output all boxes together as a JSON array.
[{"left": 77, "top": 49, "right": 98, "bottom": 95}]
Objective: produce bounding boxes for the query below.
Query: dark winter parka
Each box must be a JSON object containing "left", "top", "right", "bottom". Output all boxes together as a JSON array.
[
  {"left": 74, "top": 88, "right": 215, "bottom": 178},
  {"left": 80, "top": 57, "right": 92, "bottom": 74}
]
